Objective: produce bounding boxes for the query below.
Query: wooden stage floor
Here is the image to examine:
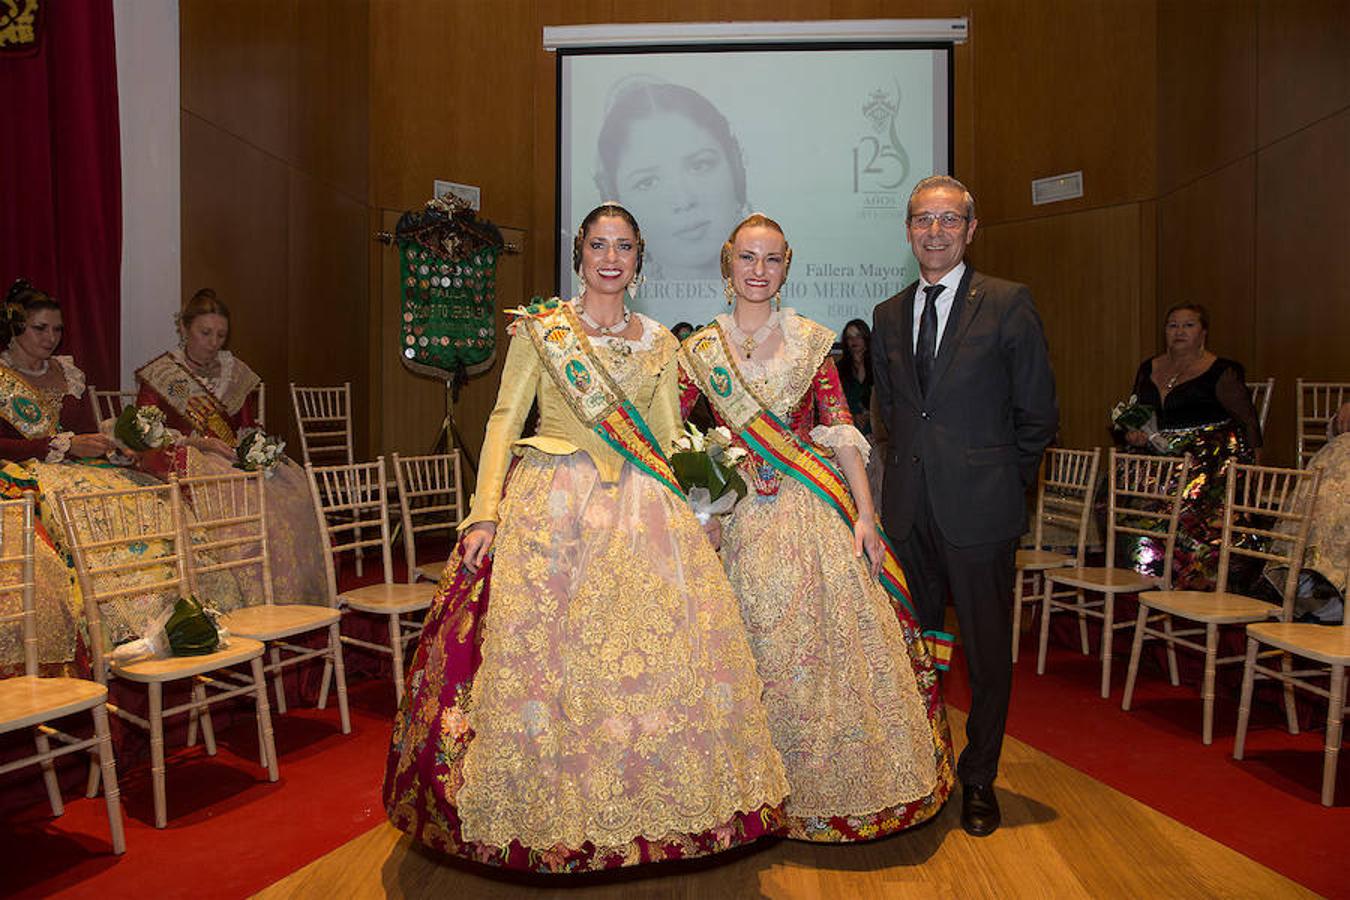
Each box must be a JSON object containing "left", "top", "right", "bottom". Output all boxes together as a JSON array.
[{"left": 254, "top": 709, "right": 1310, "bottom": 899}]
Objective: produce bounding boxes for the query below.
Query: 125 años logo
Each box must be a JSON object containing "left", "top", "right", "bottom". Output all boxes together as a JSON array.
[{"left": 853, "top": 81, "right": 910, "bottom": 195}]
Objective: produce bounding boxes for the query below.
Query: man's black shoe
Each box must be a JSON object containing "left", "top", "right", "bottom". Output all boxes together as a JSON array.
[{"left": 961, "top": 783, "right": 1001, "bottom": 837}]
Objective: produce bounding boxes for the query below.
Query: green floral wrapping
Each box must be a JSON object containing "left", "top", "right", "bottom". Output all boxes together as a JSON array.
[{"left": 164, "top": 596, "right": 220, "bottom": 656}]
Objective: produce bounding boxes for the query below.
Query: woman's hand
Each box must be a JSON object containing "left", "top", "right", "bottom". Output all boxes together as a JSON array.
[
  {"left": 460, "top": 522, "right": 496, "bottom": 573},
  {"left": 702, "top": 516, "right": 723, "bottom": 551},
  {"left": 69, "top": 433, "right": 116, "bottom": 458},
  {"left": 1124, "top": 429, "right": 1149, "bottom": 448},
  {"left": 853, "top": 517, "right": 884, "bottom": 578}
]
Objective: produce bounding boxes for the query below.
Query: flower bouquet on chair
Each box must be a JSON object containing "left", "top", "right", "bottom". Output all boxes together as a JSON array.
[
  {"left": 235, "top": 428, "right": 285, "bottom": 477},
  {"left": 669, "top": 424, "right": 749, "bottom": 524},
  {"left": 1111, "top": 395, "right": 1170, "bottom": 452},
  {"left": 110, "top": 595, "right": 226, "bottom": 663}
]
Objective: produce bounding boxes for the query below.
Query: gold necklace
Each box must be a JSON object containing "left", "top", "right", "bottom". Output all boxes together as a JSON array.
[
  {"left": 1163, "top": 353, "right": 1204, "bottom": 391},
  {"left": 728, "top": 311, "right": 780, "bottom": 359}
]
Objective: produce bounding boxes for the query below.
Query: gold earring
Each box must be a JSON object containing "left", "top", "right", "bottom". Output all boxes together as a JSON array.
[
  {"left": 724, "top": 279, "right": 735, "bottom": 307},
  {"left": 773, "top": 290, "right": 782, "bottom": 311}
]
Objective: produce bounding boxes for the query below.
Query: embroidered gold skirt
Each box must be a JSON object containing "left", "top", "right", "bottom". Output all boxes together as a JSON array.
[
  {"left": 724, "top": 476, "right": 954, "bottom": 841},
  {"left": 384, "top": 448, "right": 788, "bottom": 873},
  {"left": 145, "top": 446, "right": 328, "bottom": 606},
  {"left": 0, "top": 459, "right": 204, "bottom": 675}
]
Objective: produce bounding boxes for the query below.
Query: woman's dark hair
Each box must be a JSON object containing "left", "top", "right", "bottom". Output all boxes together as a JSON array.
[
  {"left": 571, "top": 204, "right": 645, "bottom": 276},
  {"left": 181, "top": 287, "right": 231, "bottom": 330},
  {"left": 1164, "top": 303, "right": 1209, "bottom": 332},
  {"left": 594, "top": 81, "right": 747, "bottom": 209},
  {"left": 3, "top": 278, "right": 61, "bottom": 343},
  {"left": 672, "top": 321, "right": 694, "bottom": 338},
  {"left": 838, "top": 318, "right": 873, "bottom": 386}
]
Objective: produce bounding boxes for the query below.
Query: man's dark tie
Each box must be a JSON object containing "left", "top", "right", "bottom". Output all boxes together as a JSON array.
[{"left": 916, "top": 283, "right": 943, "bottom": 395}]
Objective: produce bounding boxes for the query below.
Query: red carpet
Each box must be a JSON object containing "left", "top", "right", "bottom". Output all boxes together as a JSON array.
[
  {"left": 943, "top": 622, "right": 1347, "bottom": 899},
  {"left": 5, "top": 593, "right": 1345, "bottom": 898},
  {"left": 3, "top": 679, "right": 396, "bottom": 899}
]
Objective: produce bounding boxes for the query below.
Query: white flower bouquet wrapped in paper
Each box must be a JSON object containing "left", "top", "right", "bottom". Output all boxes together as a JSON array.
[
  {"left": 235, "top": 427, "right": 286, "bottom": 477},
  {"left": 669, "top": 424, "right": 749, "bottom": 524}
]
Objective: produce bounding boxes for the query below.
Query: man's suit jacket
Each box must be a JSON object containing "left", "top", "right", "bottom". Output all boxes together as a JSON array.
[{"left": 872, "top": 266, "right": 1058, "bottom": 548}]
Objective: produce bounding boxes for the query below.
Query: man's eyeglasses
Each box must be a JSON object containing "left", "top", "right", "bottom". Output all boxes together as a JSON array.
[{"left": 908, "top": 212, "right": 969, "bottom": 231}]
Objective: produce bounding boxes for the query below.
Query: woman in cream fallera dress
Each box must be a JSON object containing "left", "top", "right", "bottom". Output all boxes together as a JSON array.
[
  {"left": 680, "top": 215, "right": 954, "bottom": 842},
  {"left": 383, "top": 205, "right": 787, "bottom": 873}
]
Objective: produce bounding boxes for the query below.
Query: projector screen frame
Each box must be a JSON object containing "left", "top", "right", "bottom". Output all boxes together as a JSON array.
[{"left": 553, "top": 39, "right": 956, "bottom": 322}]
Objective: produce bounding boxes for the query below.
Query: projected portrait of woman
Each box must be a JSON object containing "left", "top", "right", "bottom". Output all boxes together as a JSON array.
[{"left": 595, "top": 80, "right": 747, "bottom": 281}]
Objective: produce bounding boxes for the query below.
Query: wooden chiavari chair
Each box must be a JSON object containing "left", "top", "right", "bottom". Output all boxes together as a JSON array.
[
  {"left": 1013, "top": 447, "right": 1101, "bottom": 663},
  {"left": 1235, "top": 611, "right": 1349, "bottom": 806},
  {"left": 392, "top": 451, "right": 465, "bottom": 585},
  {"left": 250, "top": 381, "right": 267, "bottom": 430},
  {"left": 306, "top": 458, "right": 437, "bottom": 703},
  {"left": 1296, "top": 379, "right": 1349, "bottom": 468},
  {"left": 1247, "top": 377, "right": 1274, "bottom": 434},
  {"left": 86, "top": 386, "right": 137, "bottom": 425},
  {"left": 0, "top": 495, "right": 125, "bottom": 853},
  {"left": 178, "top": 470, "right": 349, "bottom": 742},
  {"left": 57, "top": 481, "right": 278, "bottom": 828},
  {"left": 289, "top": 382, "right": 353, "bottom": 466},
  {"left": 1122, "top": 463, "right": 1321, "bottom": 745},
  {"left": 1039, "top": 450, "right": 1191, "bottom": 698}
]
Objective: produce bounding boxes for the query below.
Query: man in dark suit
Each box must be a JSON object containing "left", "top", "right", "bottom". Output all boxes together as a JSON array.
[{"left": 872, "top": 175, "right": 1058, "bottom": 837}]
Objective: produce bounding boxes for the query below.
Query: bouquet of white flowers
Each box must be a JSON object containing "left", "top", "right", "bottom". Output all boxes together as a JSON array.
[
  {"left": 1111, "top": 394, "right": 1169, "bottom": 451},
  {"left": 235, "top": 428, "right": 286, "bottom": 477},
  {"left": 670, "top": 424, "right": 749, "bottom": 523},
  {"left": 111, "top": 405, "right": 170, "bottom": 452}
]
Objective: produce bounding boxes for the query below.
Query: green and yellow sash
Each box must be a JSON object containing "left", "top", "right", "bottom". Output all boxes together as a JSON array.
[
  {"left": 517, "top": 299, "right": 682, "bottom": 499},
  {"left": 0, "top": 365, "right": 62, "bottom": 440},
  {"left": 135, "top": 353, "right": 238, "bottom": 443},
  {"left": 681, "top": 324, "right": 954, "bottom": 670}
]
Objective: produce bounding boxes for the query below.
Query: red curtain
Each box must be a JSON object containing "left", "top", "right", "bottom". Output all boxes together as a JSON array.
[{"left": 1, "top": 0, "right": 121, "bottom": 388}]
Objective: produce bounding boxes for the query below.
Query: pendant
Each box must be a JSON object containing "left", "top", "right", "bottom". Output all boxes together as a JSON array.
[{"left": 742, "top": 337, "right": 756, "bottom": 358}]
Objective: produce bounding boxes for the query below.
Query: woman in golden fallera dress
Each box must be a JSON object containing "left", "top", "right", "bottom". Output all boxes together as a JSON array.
[
  {"left": 679, "top": 214, "right": 954, "bottom": 842},
  {"left": 383, "top": 204, "right": 788, "bottom": 873}
]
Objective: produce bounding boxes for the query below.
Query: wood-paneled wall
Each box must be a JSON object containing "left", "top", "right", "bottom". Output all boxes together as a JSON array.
[
  {"left": 180, "top": 0, "right": 370, "bottom": 454},
  {"left": 1157, "top": 0, "right": 1350, "bottom": 465},
  {"left": 180, "top": 0, "right": 1349, "bottom": 466}
]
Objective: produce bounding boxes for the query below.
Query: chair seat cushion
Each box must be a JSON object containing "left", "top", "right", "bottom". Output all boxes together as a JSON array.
[
  {"left": 112, "top": 637, "right": 266, "bottom": 682},
  {"left": 0, "top": 676, "right": 108, "bottom": 733},
  {"left": 1246, "top": 622, "right": 1350, "bottom": 663},
  {"left": 1048, "top": 566, "right": 1159, "bottom": 592},
  {"left": 221, "top": 604, "right": 340, "bottom": 640},
  {"left": 340, "top": 582, "right": 437, "bottom": 614},
  {"left": 1138, "top": 590, "right": 1280, "bottom": 624},
  {"left": 1016, "top": 549, "right": 1074, "bottom": 570}
]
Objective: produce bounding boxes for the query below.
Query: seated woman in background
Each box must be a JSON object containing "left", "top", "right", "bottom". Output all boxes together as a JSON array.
[
  {"left": 837, "top": 318, "right": 874, "bottom": 438},
  {"left": 1120, "top": 303, "right": 1262, "bottom": 590},
  {"left": 1269, "top": 401, "right": 1350, "bottom": 624},
  {"left": 134, "top": 289, "right": 327, "bottom": 605},
  {"left": 0, "top": 279, "right": 166, "bottom": 675}
]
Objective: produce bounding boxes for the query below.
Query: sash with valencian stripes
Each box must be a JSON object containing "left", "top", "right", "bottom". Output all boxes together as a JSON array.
[
  {"left": 517, "top": 299, "right": 683, "bottom": 499},
  {"left": 681, "top": 324, "right": 954, "bottom": 670},
  {"left": 135, "top": 353, "right": 239, "bottom": 443}
]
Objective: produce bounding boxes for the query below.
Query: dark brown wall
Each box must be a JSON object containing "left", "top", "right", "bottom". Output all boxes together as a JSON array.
[
  {"left": 180, "top": 0, "right": 371, "bottom": 453},
  {"left": 1156, "top": 0, "right": 1350, "bottom": 465},
  {"left": 364, "top": 0, "right": 1155, "bottom": 455},
  {"left": 180, "top": 0, "right": 1349, "bottom": 464}
]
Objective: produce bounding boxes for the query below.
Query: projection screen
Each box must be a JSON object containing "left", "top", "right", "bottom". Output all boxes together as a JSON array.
[{"left": 557, "top": 37, "right": 954, "bottom": 337}]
